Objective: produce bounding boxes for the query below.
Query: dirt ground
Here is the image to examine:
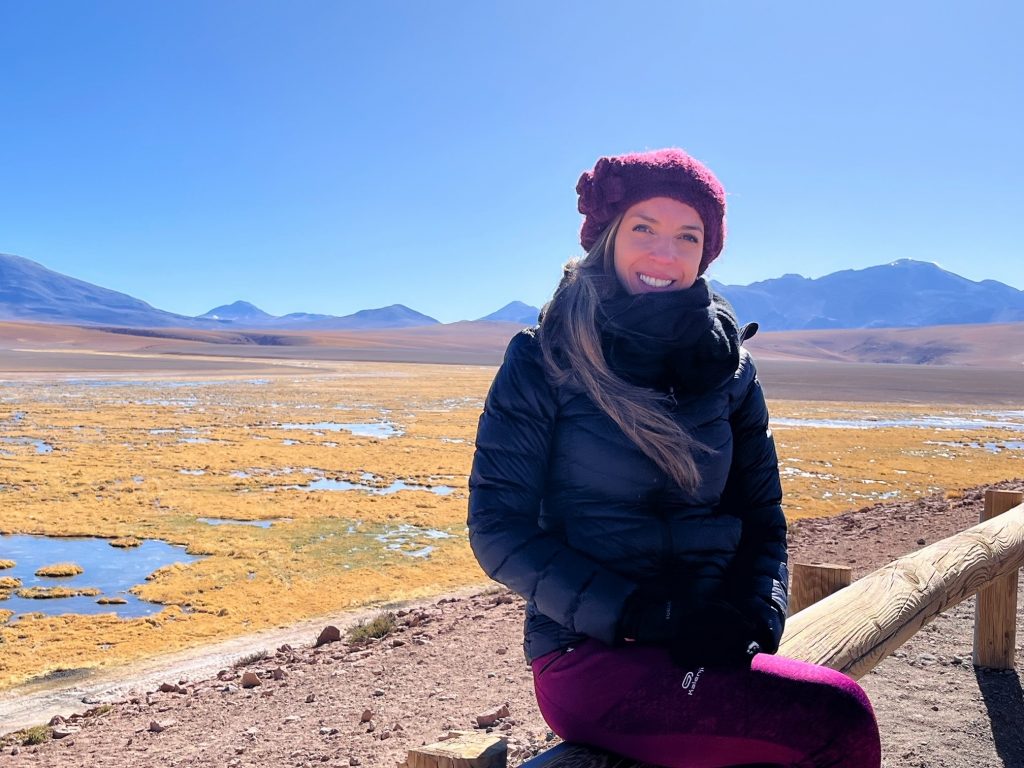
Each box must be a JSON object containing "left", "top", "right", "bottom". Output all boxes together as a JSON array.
[{"left": 1, "top": 480, "right": 1022, "bottom": 768}]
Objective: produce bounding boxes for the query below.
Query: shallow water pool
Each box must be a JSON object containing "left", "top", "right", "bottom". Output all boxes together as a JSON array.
[{"left": 0, "top": 535, "right": 203, "bottom": 620}]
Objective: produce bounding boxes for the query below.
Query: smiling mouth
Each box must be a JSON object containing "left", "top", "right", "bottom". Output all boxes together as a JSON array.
[{"left": 638, "top": 273, "right": 675, "bottom": 289}]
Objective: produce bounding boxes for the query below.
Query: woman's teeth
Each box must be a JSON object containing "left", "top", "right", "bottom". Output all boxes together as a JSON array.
[{"left": 638, "top": 273, "right": 674, "bottom": 288}]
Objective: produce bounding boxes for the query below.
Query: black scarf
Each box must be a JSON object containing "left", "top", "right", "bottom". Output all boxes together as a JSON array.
[{"left": 598, "top": 278, "right": 742, "bottom": 397}]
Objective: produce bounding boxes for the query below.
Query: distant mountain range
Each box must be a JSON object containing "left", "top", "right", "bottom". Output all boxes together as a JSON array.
[
  {"left": 713, "top": 259, "right": 1024, "bottom": 330},
  {"left": 2, "top": 252, "right": 1022, "bottom": 331}
]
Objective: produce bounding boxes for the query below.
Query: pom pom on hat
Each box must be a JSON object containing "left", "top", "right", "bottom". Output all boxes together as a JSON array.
[{"left": 576, "top": 148, "right": 727, "bottom": 273}]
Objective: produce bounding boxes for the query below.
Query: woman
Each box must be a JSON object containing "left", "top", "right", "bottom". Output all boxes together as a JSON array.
[{"left": 468, "top": 148, "right": 881, "bottom": 768}]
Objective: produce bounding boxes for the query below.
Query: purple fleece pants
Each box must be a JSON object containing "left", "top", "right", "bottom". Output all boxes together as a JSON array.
[{"left": 532, "top": 640, "right": 881, "bottom": 768}]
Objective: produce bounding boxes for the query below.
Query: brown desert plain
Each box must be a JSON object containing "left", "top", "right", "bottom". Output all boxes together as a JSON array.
[{"left": 0, "top": 319, "right": 1023, "bottom": 767}]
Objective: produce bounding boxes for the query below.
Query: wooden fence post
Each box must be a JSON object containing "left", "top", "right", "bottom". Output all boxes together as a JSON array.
[
  {"left": 790, "top": 563, "right": 853, "bottom": 615},
  {"left": 973, "top": 489, "right": 1024, "bottom": 669}
]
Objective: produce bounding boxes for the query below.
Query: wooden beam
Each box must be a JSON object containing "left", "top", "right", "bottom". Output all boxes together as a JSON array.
[
  {"left": 790, "top": 562, "right": 853, "bottom": 614},
  {"left": 779, "top": 497, "right": 1024, "bottom": 680},
  {"left": 973, "top": 489, "right": 1024, "bottom": 668},
  {"left": 405, "top": 732, "right": 508, "bottom": 768}
]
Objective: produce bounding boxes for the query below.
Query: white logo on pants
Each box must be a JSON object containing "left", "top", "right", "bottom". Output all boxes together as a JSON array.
[{"left": 681, "top": 667, "right": 705, "bottom": 696}]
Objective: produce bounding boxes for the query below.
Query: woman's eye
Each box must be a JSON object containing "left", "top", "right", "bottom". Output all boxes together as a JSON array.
[
  {"left": 632, "top": 224, "right": 654, "bottom": 234},
  {"left": 678, "top": 233, "right": 700, "bottom": 244}
]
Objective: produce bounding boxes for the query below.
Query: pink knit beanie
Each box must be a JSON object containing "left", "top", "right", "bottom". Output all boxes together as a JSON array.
[{"left": 576, "top": 148, "right": 727, "bottom": 273}]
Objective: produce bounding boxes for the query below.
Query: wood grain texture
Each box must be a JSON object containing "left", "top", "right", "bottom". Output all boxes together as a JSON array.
[
  {"left": 790, "top": 563, "right": 853, "bottom": 614},
  {"left": 406, "top": 732, "right": 508, "bottom": 768},
  {"left": 973, "top": 490, "right": 1024, "bottom": 668},
  {"left": 779, "top": 497, "right": 1024, "bottom": 679}
]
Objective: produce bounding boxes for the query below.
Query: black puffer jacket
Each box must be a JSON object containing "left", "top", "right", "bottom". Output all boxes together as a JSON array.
[{"left": 468, "top": 286, "right": 788, "bottom": 663}]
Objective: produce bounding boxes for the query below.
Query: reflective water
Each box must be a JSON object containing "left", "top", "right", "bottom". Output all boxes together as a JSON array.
[
  {"left": 771, "top": 415, "right": 1024, "bottom": 431},
  {"left": 925, "top": 440, "right": 1024, "bottom": 454},
  {"left": 0, "top": 535, "right": 203, "bottom": 620},
  {"left": 0, "top": 437, "right": 54, "bottom": 453},
  {"left": 282, "top": 473, "right": 454, "bottom": 495},
  {"left": 277, "top": 421, "right": 403, "bottom": 439}
]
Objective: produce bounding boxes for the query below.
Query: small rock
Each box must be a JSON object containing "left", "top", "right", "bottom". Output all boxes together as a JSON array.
[
  {"left": 278, "top": 644, "right": 294, "bottom": 653},
  {"left": 271, "top": 667, "right": 286, "bottom": 681},
  {"left": 315, "top": 625, "right": 342, "bottom": 647},
  {"left": 223, "top": 684, "right": 240, "bottom": 694},
  {"left": 379, "top": 730, "right": 391, "bottom": 740},
  {"left": 158, "top": 682, "right": 187, "bottom": 694},
  {"left": 49, "top": 715, "right": 66, "bottom": 726},
  {"left": 360, "top": 709, "right": 373, "bottom": 723},
  {"left": 149, "top": 720, "right": 174, "bottom": 733},
  {"left": 240, "top": 671, "right": 262, "bottom": 688},
  {"left": 52, "top": 726, "right": 81, "bottom": 739},
  {"left": 10, "top": 746, "right": 20, "bottom": 755},
  {"left": 350, "top": 758, "right": 361, "bottom": 766},
  {"left": 916, "top": 653, "right": 938, "bottom": 666},
  {"left": 306, "top": 693, "right": 316, "bottom": 703},
  {"left": 372, "top": 688, "right": 385, "bottom": 697},
  {"left": 475, "top": 703, "right": 511, "bottom": 728},
  {"left": 495, "top": 647, "right": 508, "bottom": 655},
  {"left": 319, "top": 726, "right": 339, "bottom": 736},
  {"left": 283, "top": 715, "right": 301, "bottom": 724},
  {"left": 917, "top": 538, "right": 926, "bottom": 545},
  {"left": 391, "top": 639, "right": 406, "bottom": 648},
  {"left": 366, "top": 721, "right": 376, "bottom": 733},
  {"left": 951, "top": 655, "right": 964, "bottom": 665}
]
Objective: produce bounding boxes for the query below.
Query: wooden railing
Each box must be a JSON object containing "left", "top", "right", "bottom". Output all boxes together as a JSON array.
[
  {"left": 408, "top": 487, "right": 1024, "bottom": 768},
  {"left": 781, "top": 489, "right": 1024, "bottom": 678}
]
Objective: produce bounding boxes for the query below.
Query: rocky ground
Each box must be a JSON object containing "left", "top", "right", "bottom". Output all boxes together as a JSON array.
[{"left": 2, "top": 479, "right": 1024, "bottom": 768}]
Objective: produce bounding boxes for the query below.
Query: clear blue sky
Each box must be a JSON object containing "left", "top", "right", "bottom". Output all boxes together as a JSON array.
[{"left": 1, "top": 1, "right": 1020, "bottom": 323}]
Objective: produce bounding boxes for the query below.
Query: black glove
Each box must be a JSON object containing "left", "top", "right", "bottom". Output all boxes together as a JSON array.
[
  {"left": 670, "top": 599, "right": 762, "bottom": 667},
  {"left": 618, "top": 587, "right": 681, "bottom": 645}
]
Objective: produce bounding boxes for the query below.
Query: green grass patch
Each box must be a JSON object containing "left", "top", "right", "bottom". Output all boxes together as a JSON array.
[
  {"left": 21, "top": 725, "right": 51, "bottom": 746},
  {"left": 346, "top": 611, "right": 397, "bottom": 645}
]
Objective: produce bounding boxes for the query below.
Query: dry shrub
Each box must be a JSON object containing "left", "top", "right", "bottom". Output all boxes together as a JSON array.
[
  {"left": 0, "top": 559, "right": 15, "bottom": 569},
  {"left": 17, "top": 586, "right": 102, "bottom": 600},
  {"left": 346, "top": 611, "right": 397, "bottom": 645},
  {"left": 233, "top": 649, "right": 268, "bottom": 667},
  {"left": 109, "top": 537, "right": 142, "bottom": 548},
  {"left": 97, "top": 596, "right": 128, "bottom": 605},
  {"left": 0, "top": 608, "right": 13, "bottom": 623},
  {"left": 20, "top": 725, "right": 51, "bottom": 746},
  {"left": 35, "top": 562, "right": 84, "bottom": 578},
  {"left": 0, "top": 576, "right": 22, "bottom": 590}
]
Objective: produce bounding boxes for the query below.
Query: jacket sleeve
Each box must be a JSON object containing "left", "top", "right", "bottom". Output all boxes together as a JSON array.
[
  {"left": 468, "top": 330, "right": 638, "bottom": 646},
  {"left": 720, "top": 352, "right": 789, "bottom": 653}
]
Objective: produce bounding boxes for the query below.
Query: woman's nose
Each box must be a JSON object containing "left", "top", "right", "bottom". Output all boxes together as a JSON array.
[{"left": 648, "top": 237, "right": 677, "bottom": 262}]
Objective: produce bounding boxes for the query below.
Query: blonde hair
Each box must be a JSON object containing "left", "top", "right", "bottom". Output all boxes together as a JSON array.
[{"left": 538, "top": 217, "right": 707, "bottom": 491}]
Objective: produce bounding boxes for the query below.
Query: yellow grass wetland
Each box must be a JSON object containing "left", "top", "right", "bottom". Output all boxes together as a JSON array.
[{"left": 0, "top": 362, "right": 1022, "bottom": 690}]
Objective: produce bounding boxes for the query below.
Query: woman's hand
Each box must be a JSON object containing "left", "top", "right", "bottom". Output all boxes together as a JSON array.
[
  {"left": 670, "top": 599, "right": 762, "bottom": 668},
  {"left": 619, "top": 588, "right": 683, "bottom": 645}
]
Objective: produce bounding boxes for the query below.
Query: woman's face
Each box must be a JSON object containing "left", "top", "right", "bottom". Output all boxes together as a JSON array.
[{"left": 612, "top": 197, "right": 704, "bottom": 295}]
